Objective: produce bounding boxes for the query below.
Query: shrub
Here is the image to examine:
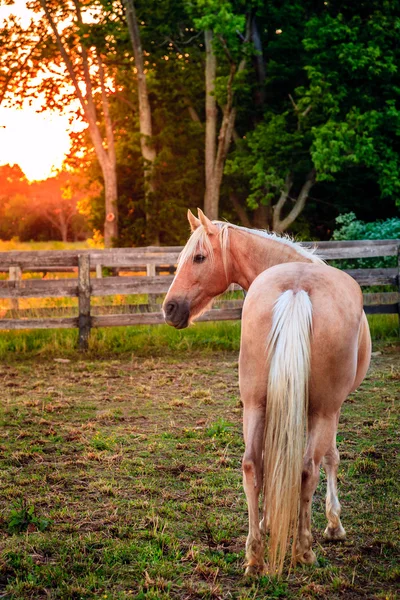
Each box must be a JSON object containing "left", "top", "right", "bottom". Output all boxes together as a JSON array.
[{"left": 332, "top": 213, "right": 400, "bottom": 269}]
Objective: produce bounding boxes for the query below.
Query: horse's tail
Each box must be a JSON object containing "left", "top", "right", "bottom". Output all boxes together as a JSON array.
[{"left": 263, "top": 289, "right": 312, "bottom": 574}]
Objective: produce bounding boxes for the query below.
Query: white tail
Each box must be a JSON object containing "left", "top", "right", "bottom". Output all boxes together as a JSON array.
[{"left": 263, "top": 289, "right": 313, "bottom": 574}]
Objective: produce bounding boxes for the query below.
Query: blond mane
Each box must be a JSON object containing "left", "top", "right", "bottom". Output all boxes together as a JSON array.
[{"left": 178, "top": 221, "right": 323, "bottom": 270}]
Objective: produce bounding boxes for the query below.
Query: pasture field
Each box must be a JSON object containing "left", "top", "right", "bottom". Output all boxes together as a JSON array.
[{"left": 0, "top": 338, "right": 399, "bottom": 600}]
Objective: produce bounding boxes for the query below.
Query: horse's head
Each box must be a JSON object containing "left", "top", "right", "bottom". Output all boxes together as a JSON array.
[{"left": 163, "top": 209, "right": 229, "bottom": 329}]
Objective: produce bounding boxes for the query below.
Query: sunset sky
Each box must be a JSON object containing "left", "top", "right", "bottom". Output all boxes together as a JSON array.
[
  {"left": 0, "top": 105, "right": 74, "bottom": 181},
  {"left": 0, "top": 1, "right": 77, "bottom": 182}
]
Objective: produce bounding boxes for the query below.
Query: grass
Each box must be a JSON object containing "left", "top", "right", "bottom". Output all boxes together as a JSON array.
[
  {"left": 0, "top": 322, "right": 242, "bottom": 359},
  {"left": 0, "top": 344, "right": 399, "bottom": 599},
  {"left": 0, "top": 315, "right": 398, "bottom": 361}
]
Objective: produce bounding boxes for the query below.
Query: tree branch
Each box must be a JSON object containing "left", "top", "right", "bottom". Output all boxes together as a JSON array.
[
  {"left": 272, "top": 172, "right": 294, "bottom": 231},
  {"left": 274, "top": 169, "right": 316, "bottom": 232}
]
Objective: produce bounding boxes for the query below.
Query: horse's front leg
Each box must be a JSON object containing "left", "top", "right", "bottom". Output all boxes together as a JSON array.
[{"left": 242, "top": 404, "right": 266, "bottom": 576}]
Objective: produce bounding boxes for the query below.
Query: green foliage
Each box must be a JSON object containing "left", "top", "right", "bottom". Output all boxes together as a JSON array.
[
  {"left": 7, "top": 500, "right": 51, "bottom": 534},
  {"left": 333, "top": 212, "right": 400, "bottom": 269},
  {"left": 192, "top": 1, "right": 246, "bottom": 57},
  {"left": 333, "top": 213, "right": 400, "bottom": 242},
  {"left": 226, "top": 111, "right": 310, "bottom": 209},
  {"left": 305, "top": 2, "right": 400, "bottom": 203}
]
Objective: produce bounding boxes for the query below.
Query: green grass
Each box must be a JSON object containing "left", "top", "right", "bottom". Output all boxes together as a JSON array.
[
  {"left": 366, "top": 314, "right": 399, "bottom": 339},
  {"left": 0, "top": 315, "right": 398, "bottom": 360},
  {"left": 0, "top": 347, "right": 398, "bottom": 599},
  {"left": 0, "top": 322, "right": 242, "bottom": 359}
]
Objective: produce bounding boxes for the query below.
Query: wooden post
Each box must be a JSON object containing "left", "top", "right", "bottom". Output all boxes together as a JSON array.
[
  {"left": 146, "top": 263, "right": 158, "bottom": 311},
  {"left": 78, "top": 254, "right": 91, "bottom": 350},
  {"left": 96, "top": 264, "right": 103, "bottom": 278},
  {"left": 9, "top": 266, "right": 22, "bottom": 313}
]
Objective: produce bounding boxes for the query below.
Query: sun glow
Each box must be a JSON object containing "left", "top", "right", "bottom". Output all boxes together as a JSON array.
[
  {"left": 0, "top": 1, "right": 82, "bottom": 182},
  {"left": 0, "top": 105, "right": 75, "bottom": 182}
]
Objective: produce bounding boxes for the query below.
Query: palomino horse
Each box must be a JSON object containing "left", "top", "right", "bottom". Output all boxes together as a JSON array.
[{"left": 163, "top": 209, "right": 371, "bottom": 575}]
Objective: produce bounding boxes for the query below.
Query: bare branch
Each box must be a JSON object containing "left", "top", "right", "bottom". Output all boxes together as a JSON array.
[
  {"left": 217, "top": 34, "right": 235, "bottom": 64},
  {"left": 288, "top": 93, "right": 298, "bottom": 112},
  {"left": 274, "top": 169, "right": 316, "bottom": 232}
]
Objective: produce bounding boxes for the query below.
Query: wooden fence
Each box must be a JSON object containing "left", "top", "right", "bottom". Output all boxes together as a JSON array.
[{"left": 0, "top": 240, "right": 399, "bottom": 349}]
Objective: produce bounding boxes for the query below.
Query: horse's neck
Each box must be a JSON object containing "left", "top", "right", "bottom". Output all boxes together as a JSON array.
[{"left": 229, "top": 229, "right": 313, "bottom": 290}]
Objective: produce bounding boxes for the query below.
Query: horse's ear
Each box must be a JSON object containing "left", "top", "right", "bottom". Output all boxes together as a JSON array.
[
  {"left": 187, "top": 209, "right": 200, "bottom": 232},
  {"left": 197, "top": 208, "right": 218, "bottom": 235}
]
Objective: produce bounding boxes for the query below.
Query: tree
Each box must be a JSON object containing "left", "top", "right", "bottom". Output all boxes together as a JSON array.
[
  {"left": 64, "top": 0, "right": 206, "bottom": 245},
  {"left": 225, "top": 0, "right": 400, "bottom": 233},
  {"left": 0, "top": 165, "right": 89, "bottom": 242},
  {"left": 305, "top": 0, "right": 400, "bottom": 207},
  {"left": 1, "top": 0, "right": 119, "bottom": 246},
  {"left": 225, "top": 1, "right": 319, "bottom": 232},
  {"left": 191, "top": 1, "right": 252, "bottom": 220},
  {"left": 30, "top": 173, "right": 88, "bottom": 242},
  {"left": 122, "top": 0, "right": 157, "bottom": 239}
]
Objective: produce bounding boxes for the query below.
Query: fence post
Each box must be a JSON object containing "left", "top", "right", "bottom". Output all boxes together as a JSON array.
[
  {"left": 146, "top": 263, "right": 158, "bottom": 311},
  {"left": 78, "top": 254, "right": 91, "bottom": 350},
  {"left": 9, "top": 266, "right": 22, "bottom": 313},
  {"left": 96, "top": 264, "right": 103, "bottom": 278}
]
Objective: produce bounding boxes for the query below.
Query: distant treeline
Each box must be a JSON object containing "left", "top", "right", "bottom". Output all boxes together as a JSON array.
[{"left": 0, "top": 164, "right": 89, "bottom": 242}]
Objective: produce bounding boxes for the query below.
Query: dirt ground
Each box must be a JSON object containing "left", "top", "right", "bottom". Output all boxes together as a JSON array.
[{"left": 0, "top": 344, "right": 399, "bottom": 599}]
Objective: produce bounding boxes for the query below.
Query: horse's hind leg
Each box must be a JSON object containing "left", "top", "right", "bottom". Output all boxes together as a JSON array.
[
  {"left": 296, "top": 414, "right": 338, "bottom": 565},
  {"left": 323, "top": 415, "right": 346, "bottom": 540},
  {"left": 242, "top": 405, "right": 266, "bottom": 575}
]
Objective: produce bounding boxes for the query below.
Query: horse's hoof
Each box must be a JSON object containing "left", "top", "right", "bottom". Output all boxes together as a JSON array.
[
  {"left": 297, "top": 549, "right": 318, "bottom": 565},
  {"left": 324, "top": 524, "right": 346, "bottom": 541},
  {"left": 245, "top": 563, "right": 267, "bottom": 577}
]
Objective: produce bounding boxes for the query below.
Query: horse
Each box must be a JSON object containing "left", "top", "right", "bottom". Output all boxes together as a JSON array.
[{"left": 162, "top": 208, "right": 371, "bottom": 575}]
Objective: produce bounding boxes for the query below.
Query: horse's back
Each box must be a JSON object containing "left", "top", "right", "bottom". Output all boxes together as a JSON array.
[{"left": 240, "top": 262, "right": 370, "bottom": 407}]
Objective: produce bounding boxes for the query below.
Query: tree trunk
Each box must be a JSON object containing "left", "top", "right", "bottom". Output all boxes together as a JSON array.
[
  {"left": 57, "top": 212, "right": 68, "bottom": 243},
  {"left": 103, "top": 163, "right": 118, "bottom": 247},
  {"left": 253, "top": 204, "right": 270, "bottom": 230},
  {"left": 97, "top": 52, "right": 118, "bottom": 246},
  {"left": 251, "top": 16, "right": 266, "bottom": 108},
  {"left": 231, "top": 192, "right": 251, "bottom": 227},
  {"left": 203, "top": 19, "right": 250, "bottom": 221},
  {"left": 204, "top": 30, "right": 217, "bottom": 218},
  {"left": 123, "top": 0, "right": 157, "bottom": 239}
]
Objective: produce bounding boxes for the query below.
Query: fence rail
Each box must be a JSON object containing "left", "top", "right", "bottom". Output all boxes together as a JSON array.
[{"left": 0, "top": 239, "right": 399, "bottom": 349}]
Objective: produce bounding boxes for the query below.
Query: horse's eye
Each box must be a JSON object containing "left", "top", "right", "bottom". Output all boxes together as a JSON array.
[{"left": 193, "top": 254, "right": 206, "bottom": 264}]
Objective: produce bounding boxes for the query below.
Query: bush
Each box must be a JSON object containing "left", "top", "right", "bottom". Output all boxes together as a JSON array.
[{"left": 332, "top": 213, "right": 400, "bottom": 269}]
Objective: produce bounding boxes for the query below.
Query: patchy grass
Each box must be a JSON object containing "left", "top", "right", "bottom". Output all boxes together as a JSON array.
[{"left": 0, "top": 345, "right": 398, "bottom": 599}]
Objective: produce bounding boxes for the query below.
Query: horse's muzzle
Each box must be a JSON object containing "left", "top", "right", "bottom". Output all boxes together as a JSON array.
[{"left": 163, "top": 299, "right": 190, "bottom": 329}]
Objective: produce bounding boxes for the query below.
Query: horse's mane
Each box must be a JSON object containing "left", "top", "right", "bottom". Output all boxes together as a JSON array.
[{"left": 178, "top": 221, "right": 324, "bottom": 270}]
